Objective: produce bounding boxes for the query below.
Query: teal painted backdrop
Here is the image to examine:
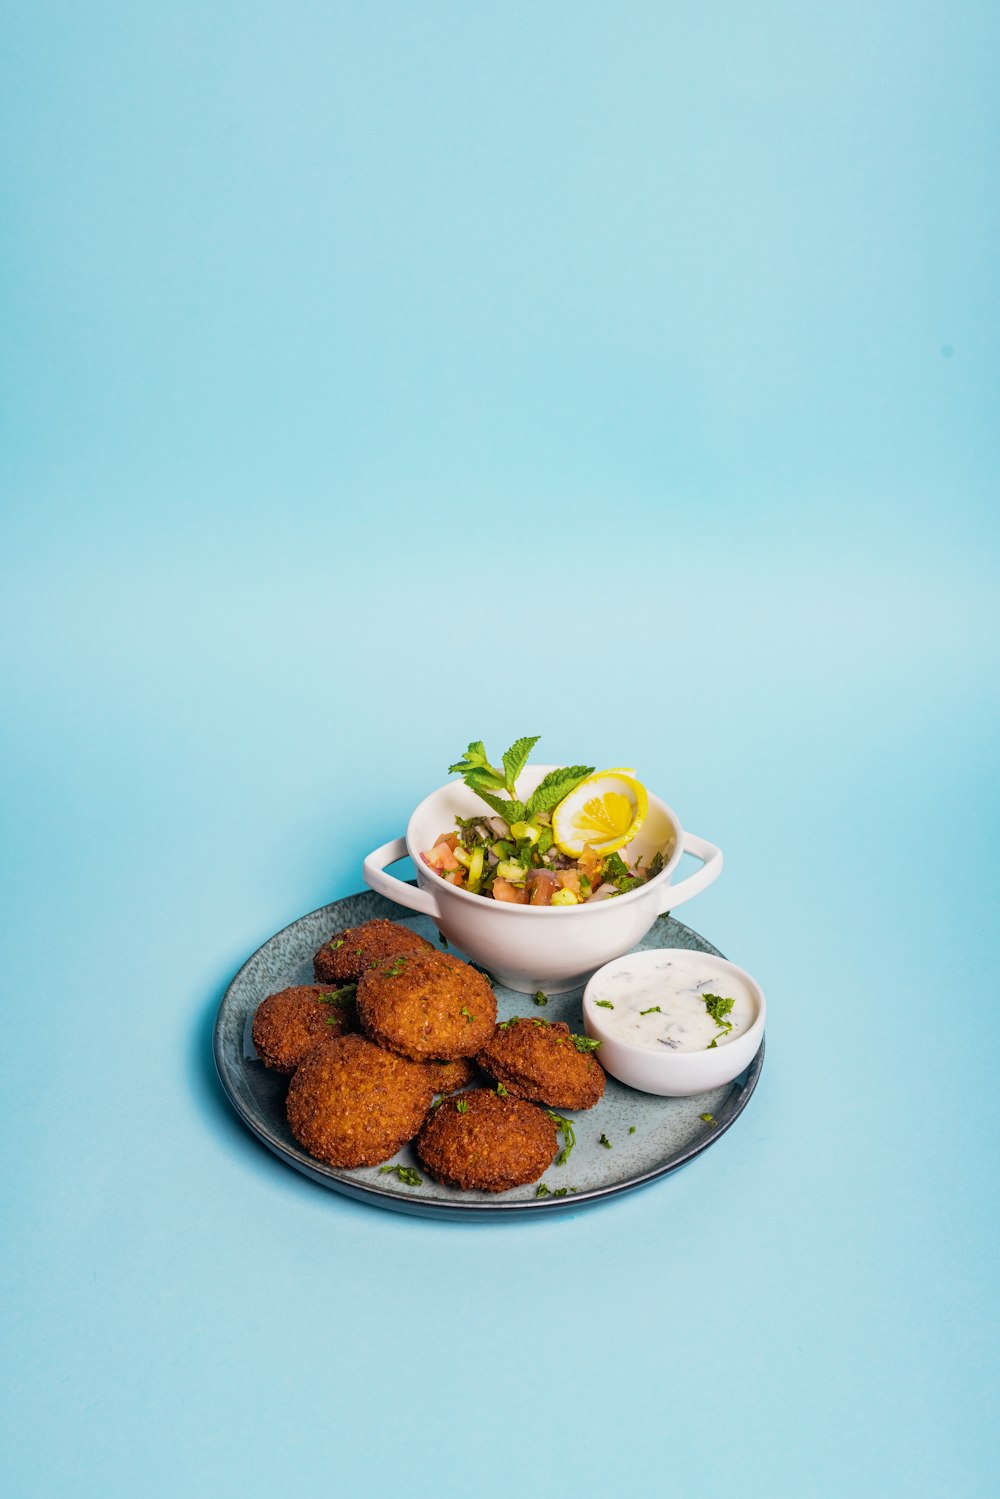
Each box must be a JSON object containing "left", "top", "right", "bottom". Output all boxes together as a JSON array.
[{"left": 2, "top": 4, "right": 997, "bottom": 1496}]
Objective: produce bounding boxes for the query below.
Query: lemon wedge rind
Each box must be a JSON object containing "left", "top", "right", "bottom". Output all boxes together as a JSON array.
[{"left": 551, "top": 770, "right": 649, "bottom": 858}]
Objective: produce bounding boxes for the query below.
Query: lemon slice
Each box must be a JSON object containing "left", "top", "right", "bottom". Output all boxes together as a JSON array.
[{"left": 551, "top": 770, "right": 649, "bottom": 857}]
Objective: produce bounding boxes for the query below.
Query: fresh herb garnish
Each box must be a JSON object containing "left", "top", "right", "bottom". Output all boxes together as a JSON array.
[
  {"left": 379, "top": 1165, "right": 422, "bottom": 1186},
  {"left": 384, "top": 957, "right": 408, "bottom": 977},
  {"left": 525, "top": 764, "right": 594, "bottom": 816},
  {"left": 460, "top": 1004, "right": 475, "bottom": 1023},
  {"left": 546, "top": 1110, "right": 576, "bottom": 1165},
  {"left": 702, "top": 993, "right": 735, "bottom": 1047},
  {"left": 628, "top": 1125, "right": 636, "bottom": 1134},
  {"left": 455, "top": 1098, "right": 470, "bottom": 1113},
  {"left": 319, "top": 985, "right": 356, "bottom": 1006},
  {"left": 495, "top": 1082, "right": 509, "bottom": 1097},
  {"left": 699, "top": 1113, "right": 717, "bottom": 1126},
  {"left": 703, "top": 994, "right": 735, "bottom": 1024},
  {"left": 536, "top": 1183, "right": 551, "bottom": 1197},
  {"left": 448, "top": 738, "right": 593, "bottom": 823},
  {"left": 533, "top": 990, "right": 548, "bottom": 1007},
  {"left": 329, "top": 938, "right": 345, "bottom": 950},
  {"left": 639, "top": 1005, "right": 662, "bottom": 1016},
  {"left": 553, "top": 1188, "right": 569, "bottom": 1198},
  {"left": 594, "top": 999, "right": 614, "bottom": 1010},
  {"left": 571, "top": 1034, "right": 602, "bottom": 1053},
  {"left": 599, "top": 1133, "right": 612, "bottom": 1149}
]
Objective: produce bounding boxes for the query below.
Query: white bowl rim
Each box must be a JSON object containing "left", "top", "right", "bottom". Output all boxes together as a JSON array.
[
  {"left": 405, "top": 775, "right": 683, "bottom": 916},
  {"left": 583, "top": 949, "right": 766, "bottom": 1061}
]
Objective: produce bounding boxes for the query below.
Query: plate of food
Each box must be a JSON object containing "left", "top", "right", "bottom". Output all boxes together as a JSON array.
[{"left": 212, "top": 737, "right": 766, "bottom": 1218}]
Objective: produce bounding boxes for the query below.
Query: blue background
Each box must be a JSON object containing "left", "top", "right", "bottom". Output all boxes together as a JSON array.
[{"left": 2, "top": 4, "right": 998, "bottom": 1495}]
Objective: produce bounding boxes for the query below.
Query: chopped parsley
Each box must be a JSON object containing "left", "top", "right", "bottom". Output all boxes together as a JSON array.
[
  {"left": 455, "top": 1098, "right": 470, "bottom": 1114},
  {"left": 495, "top": 1082, "right": 509, "bottom": 1097},
  {"left": 460, "top": 1004, "right": 475, "bottom": 1023},
  {"left": 319, "top": 985, "right": 356, "bottom": 1006},
  {"left": 628, "top": 1126, "right": 636, "bottom": 1134},
  {"left": 699, "top": 1113, "right": 717, "bottom": 1127},
  {"left": 378, "top": 1165, "right": 422, "bottom": 1186},
  {"left": 702, "top": 993, "right": 735, "bottom": 1048},
  {"left": 545, "top": 1110, "right": 576, "bottom": 1166},
  {"left": 571, "top": 1034, "right": 602, "bottom": 1053},
  {"left": 329, "top": 938, "right": 345, "bottom": 950},
  {"left": 535, "top": 1183, "right": 551, "bottom": 1198},
  {"left": 599, "top": 1133, "right": 612, "bottom": 1150},
  {"left": 553, "top": 1188, "right": 569, "bottom": 1198},
  {"left": 639, "top": 1005, "right": 662, "bottom": 1016},
  {"left": 383, "top": 957, "right": 408, "bottom": 977},
  {"left": 594, "top": 999, "right": 614, "bottom": 1009},
  {"left": 533, "top": 990, "right": 549, "bottom": 1007}
]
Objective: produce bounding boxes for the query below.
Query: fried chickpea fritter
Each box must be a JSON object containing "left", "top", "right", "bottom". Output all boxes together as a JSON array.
[
  {"left": 313, "top": 919, "right": 434, "bottom": 985},
  {"left": 476, "top": 1017, "right": 605, "bottom": 1110},
  {"left": 251, "top": 985, "right": 355, "bottom": 1073},
  {"left": 416, "top": 1088, "right": 557, "bottom": 1192},
  {"left": 357, "top": 950, "right": 497, "bottom": 1062},
  {"left": 286, "top": 1033, "right": 434, "bottom": 1169},
  {"left": 424, "top": 1056, "right": 477, "bottom": 1095}
]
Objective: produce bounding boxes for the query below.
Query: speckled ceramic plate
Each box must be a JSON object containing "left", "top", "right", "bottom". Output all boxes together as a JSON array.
[{"left": 213, "top": 889, "right": 764, "bottom": 1218}]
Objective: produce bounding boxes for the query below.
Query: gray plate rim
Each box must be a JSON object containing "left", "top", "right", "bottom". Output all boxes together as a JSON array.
[{"left": 213, "top": 890, "right": 765, "bottom": 1219}]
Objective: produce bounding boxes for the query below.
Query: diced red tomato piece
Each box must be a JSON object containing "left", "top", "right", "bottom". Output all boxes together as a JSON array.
[
  {"left": 492, "top": 878, "right": 529, "bottom": 904},
  {"left": 527, "top": 870, "right": 559, "bottom": 905},
  {"left": 425, "top": 840, "right": 462, "bottom": 872}
]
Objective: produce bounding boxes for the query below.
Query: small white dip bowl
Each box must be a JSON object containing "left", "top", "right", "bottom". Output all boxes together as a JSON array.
[
  {"left": 583, "top": 948, "right": 766, "bottom": 1096},
  {"left": 363, "top": 766, "right": 723, "bottom": 993}
]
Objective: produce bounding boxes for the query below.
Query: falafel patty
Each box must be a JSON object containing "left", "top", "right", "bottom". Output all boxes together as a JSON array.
[
  {"left": 424, "top": 1056, "right": 477, "bottom": 1095},
  {"left": 286, "top": 1033, "right": 435, "bottom": 1169},
  {"left": 357, "top": 950, "right": 497, "bottom": 1062},
  {"left": 476, "top": 1017, "right": 605, "bottom": 1110},
  {"left": 251, "top": 985, "right": 355, "bottom": 1073},
  {"left": 313, "top": 919, "right": 434, "bottom": 985},
  {"left": 416, "top": 1088, "right": 557, "bottom": 1192}
]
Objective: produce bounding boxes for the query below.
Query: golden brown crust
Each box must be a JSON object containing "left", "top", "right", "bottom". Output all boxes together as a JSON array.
[
  {"left": 357, "top": 950, "right": 497, "bottom": 1062},
  {"left": 251, "top": 985, "right": 355, "bottom": 1073},
  {"left": 286, "top": 1034, "right": 435, "bottom": 1169},
  {"left": 476, "top": 1017, "right": 605, "bottom": 1110},
  {"left": 313, "top": 919, "right": 434, "bottom": 984},
  {"left": 423, "top": 1056, "right": 477, "bottom": 1095},
  {"left": 416, "top": 1088, "right": 557, "bottom": 1191}
]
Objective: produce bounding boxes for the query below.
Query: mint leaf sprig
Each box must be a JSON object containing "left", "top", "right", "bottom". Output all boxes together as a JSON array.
[{"left": 448, "top": 737, "right": 593, "bottom": 825}]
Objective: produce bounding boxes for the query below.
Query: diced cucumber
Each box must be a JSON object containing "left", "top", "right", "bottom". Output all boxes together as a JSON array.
[{"left": 467, "top": 846, "right": 485, "bottom": 894}]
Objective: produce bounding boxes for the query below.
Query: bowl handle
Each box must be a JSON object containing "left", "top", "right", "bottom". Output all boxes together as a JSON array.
[
  {"left": 362, "top": 837, "right": 444, "bottom": 920},
  {"left": 657, "top": 831, "right": 724, "bottom": 914}
]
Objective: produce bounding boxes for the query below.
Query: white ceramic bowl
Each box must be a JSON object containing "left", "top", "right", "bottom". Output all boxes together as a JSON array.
[
  {"left": 582, "top": 948, "right": 765, "bottom": 1096},
  {"left": 362, "top": 766, "right": 723, "bottom": 993}
]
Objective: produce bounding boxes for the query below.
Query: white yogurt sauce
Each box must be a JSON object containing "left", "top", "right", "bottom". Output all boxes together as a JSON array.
[{"left": 589, "top": 951, "right": 757, "bottom": 1051}]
